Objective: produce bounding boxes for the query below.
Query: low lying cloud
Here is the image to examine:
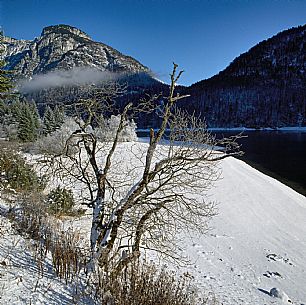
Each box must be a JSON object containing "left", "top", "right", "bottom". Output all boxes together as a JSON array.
[{"left": 19, "top": 67, "right": 120, "bottom": 92}]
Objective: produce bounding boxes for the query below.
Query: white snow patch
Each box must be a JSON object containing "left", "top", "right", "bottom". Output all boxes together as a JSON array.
[
  {"left": 1, "top": 141, "right": 306, "bottom": 304},
  {"left": 175, "top": 156, "right": 306, "bottom": 304},
  {"left": 0, "top": 205, "right": 76, "bottom": 304}
]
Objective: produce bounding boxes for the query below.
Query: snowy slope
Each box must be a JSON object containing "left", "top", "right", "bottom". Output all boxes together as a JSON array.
[
  {"left": 61, "top": 142, "right": 306, "bottom": 304},
  {"left": 0, "top": 205, "right": 76, "bottom": 304},
  {"left": 180, "top": 157, "right": 306, "bottom": 305},
  {"left": 1, "top": 142, "right": 305, "bottom": 304}
]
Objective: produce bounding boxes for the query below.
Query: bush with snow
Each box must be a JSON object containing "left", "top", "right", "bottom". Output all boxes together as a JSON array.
[
  {"left": 34, "top": 115, "right": 137, "bottom": 155},
  {"left": 33, "top": 116, "right": 80, "bottom": 155},
  {"left": 1, "top": 122, "right": 18, "bottom": 140},
  {"left": 93, "top": 114, "right": 137, "bottom": 142},
  {"left": 0, "top": 148, "right": 44, "bottom": 193},
  {"left": 46, "top": 186, "right": 76, "bottom": 216}
]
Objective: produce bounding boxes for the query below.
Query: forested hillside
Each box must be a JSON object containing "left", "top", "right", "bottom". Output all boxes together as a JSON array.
[{"left": 182, "top": 25, "right": 306, "bottom": 128}]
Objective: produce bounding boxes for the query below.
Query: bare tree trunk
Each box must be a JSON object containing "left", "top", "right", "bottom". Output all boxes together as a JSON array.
[{"left": 41, "top": 64, "right": 242, "bottom": 275}]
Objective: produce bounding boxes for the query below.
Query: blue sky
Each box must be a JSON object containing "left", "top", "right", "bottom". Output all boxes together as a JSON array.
[{"left": 1, "top": 0, "right": 305, "bottom": 85}]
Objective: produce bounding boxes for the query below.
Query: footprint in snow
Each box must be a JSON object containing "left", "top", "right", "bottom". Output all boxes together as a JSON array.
[
  {"left": 263, "top": 271, "right": 282, "bottom": 279},
  {"left": 197, "top": 250, "right": 205, "bottom": 256},
  {"left": 266, "top": 253, "right": 294, "bottom": 266},
  {"left": 258, "top": 287, "right": 292, "bottom": 303},
  {"left": 209, "top": 233, "right": 234, "bottom": 239},
  {"left": 197, "top": 250, "right": 215, "bottom": 257}
]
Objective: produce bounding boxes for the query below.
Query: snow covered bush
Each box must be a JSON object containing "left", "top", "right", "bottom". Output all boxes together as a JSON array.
[
  {"left": 33, "top": 116, "right": 80, "bottom": 155},
  {"left": 94, "top": 114, "right": 137, "bottom": 142},
  {"left": 34, "top": 114, "right": 137, "bottom": 156},
  {"left": 2, "top": 122, "right": 19, "bottom": 140}
]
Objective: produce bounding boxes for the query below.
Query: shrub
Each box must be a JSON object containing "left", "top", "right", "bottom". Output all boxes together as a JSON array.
[
  {"left": 33, "top": 116, "right": 80, "bottom": 155},
  {"left": 96, "top": 261, "right": 211, "bottom": 305},
  {"left": 0, "top": 148, "right": 44, "bottom": 193},
  {"left": 51, "top": 228, "right": 86, "bottom": 281},
  {"left": 8, "top": 192, "right": 87, "bottom": 282},
  {"left": 93, "top": 115, "right": 137, "bottom": 142},
  {"left": 47, "top": 186, "right": 76, "bottom": 215},
  {"left": 34, "top": 114, "right": 137, "bottom": 156}
]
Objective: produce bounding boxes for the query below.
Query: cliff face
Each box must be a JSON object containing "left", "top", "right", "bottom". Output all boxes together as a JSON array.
[
  {"left": 1, "top": 24, "right": 149, "bottom": 77},
  {"left": 184, "top": 25, "right": 306, "bottom": 128}
]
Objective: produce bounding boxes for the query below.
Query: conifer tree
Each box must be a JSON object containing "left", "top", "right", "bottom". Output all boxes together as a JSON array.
[
  {"left": 0, "top": 100, "right": 7, "bottom": 123},
  {"left": 43, "top": 106, "right": 56, "bottom": 134},
  {"left": 29, "top": 100, "right": 41, "bottom": 130},
  {"left": 16, "top": 101, "right": 40, "bottom": 142},
  {"left": 43, "top": 105, "right": 65, "bottom": 134},
  {"left": 10, "top": 99, "right": 22, "bottom": 122},
  {"left": 53, "top": 105, "right": 65, "bottom": 129}
]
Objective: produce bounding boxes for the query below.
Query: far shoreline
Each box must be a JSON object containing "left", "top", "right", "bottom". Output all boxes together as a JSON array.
[
  {"left": 239, "top": 158, "right": 306, "bottom": 197},
  {"left": 137, "top": 127, "right": 306, "bottom": 132},
  {"left": 137, "top": 130, "right": 306, "bottom": 198}
]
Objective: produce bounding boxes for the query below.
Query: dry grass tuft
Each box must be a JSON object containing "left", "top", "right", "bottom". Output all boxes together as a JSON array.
[
  {"left": 95, "top": 260, "right": 216, "bottom": 305},
  {"left": 8, "top": 192, "right": 88, "bottom": 282}
]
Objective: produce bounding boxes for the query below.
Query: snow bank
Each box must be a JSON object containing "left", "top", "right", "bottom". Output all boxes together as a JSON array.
[
  {"left": 177, "top": 156, "right": 306, "bottom": 304},
  {"left": 1, "top": 141, "right": 306, "bottom": 304},
  {"left": 0, "top": 204, "right": 76, "bottom": 304},
  {"left": 71, "top": 141, "right": 306, "bottom": 304}
]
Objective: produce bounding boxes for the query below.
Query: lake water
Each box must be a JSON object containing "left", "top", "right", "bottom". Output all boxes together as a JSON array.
[{"left": 137, "top": 130, "right": 306, "bottom": 196}]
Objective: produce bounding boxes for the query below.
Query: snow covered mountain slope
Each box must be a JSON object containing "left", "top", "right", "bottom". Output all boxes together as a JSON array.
[
  {"left": 0, "top": 205, "right": 76, "bottom": 304},
  {"left": 180, "top": 156, "right": 306, "bottom": 304},
  {"left": 1, "top": 142, "right": 305, "bottom": 304}
]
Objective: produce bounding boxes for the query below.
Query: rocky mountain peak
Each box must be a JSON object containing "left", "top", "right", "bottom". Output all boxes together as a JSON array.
[
  {"left": 41, "top": 24, "right": 92, "bottom": 40},
  {"left": 2, "top": 24, "right": 149, "bottom": 77}
]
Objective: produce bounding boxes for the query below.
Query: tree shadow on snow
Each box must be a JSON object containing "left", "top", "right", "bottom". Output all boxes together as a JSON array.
[{"left": 258, "top": 288, "right": 271, "bottom": 296}]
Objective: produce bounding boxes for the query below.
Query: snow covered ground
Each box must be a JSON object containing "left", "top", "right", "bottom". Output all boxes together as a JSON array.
[
  {"left": 178, "top": 157, "right": 306, "bottom": 305},
  {"left": 0, "top": 205, "right": 76, "bottom": 304},
  {"left": 0, "top": 141, "right": 305, "bottom": 304}
]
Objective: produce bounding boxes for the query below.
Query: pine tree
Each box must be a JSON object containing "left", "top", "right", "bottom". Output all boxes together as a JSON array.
[
  {"left": 53, "top": 105, "right": 65, "bottom": 129},
  {"left": 9, "top": 99, "right": 22, "bottom": 122},
  {"left": 29, "top": 101, "right": 40, "bottom": 130},
  {"left": 43, "top": 105, "right": 65, "bottom": 134},
  {"left": 43, "top": 106, "right": 56, "bottom": 134},
  {"left": 17, "top": 102, "right": 39, "bottom": 142},
  {"left": 0, "top": 100, "right": 7, "bottom": 123}
]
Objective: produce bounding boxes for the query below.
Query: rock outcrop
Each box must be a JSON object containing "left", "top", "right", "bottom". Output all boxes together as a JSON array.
[{"left": 1, "top": 24, "right": 149, "bottom": 77}]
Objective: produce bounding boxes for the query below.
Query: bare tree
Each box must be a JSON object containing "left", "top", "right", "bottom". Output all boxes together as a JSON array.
[{"left": 40, "top": 64, "right": 242, "bottom": 273}]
